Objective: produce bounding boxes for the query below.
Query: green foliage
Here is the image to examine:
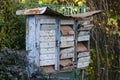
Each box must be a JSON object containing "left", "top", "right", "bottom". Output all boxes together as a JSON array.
[
  {"left": 0, "top": 0, "right": 25, "bottom": 50},
  {"left": 0, "top": 47, "right": 28, "bottom": 80}
]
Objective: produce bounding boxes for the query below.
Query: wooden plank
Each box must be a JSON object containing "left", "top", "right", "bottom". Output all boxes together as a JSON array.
[
  {"left": 77, "top": 62, "right": 89, "bottom": 68},
  {"left": 40, "top": 54, "right": 55, "bottom": 60},
  {"left": 78, "top": 27, "right": 92, "bottom": 31},
  {"left": 79, "top": 20, "right": 90, "bottom": 25},
  {"left": 78, "top": 31, "right": 89, "bottom": 36},
  {"left": 83, "top": 24, "right": 94, "bottom": 27},
  {"left": 77, "top": 42, "right": 88, "bottom": 52},
  {"left": 42, "top": 66, "right": 56, "bottom": 73},
  {"left": 78, "top": 52, "right": 90, "bottom": 58},
  {"left": 40, "top": 36, "right": 55, "bottom": 42},
  {"left": 40, "top": 19, "right": 56, "bottom": 24},
  {"left": 61, "top": 66, "right": 74, "bottom": 71},
  {"left": 61, "top": 19, "right": 74, "bottom": 25},
  {"left": 35, "top": 16, "right": 40, "bottom": 66},
  {"left": 60, "top": 41, "right": 74, "bottom": 48},
  {"left": 40, "top": 24, "right": 56, "bottom": 30},
  {"left": 78, "top": 56, "right": 90, "bottom": 62},
  {"left": 70, "top": 10, "right": 102, "bottom": 18},
  {"left": 55, "top": 19, "right": 60, "bottom": 71},
  {"left": 78, "top": 35, "right": 90, "bottom": 41},
  {"left": 40, "top": 48, "right": 55, "bottom": 54},
  {"left": 61, "top": 36, "right": 74, "bottom": 42},
  {"left": 26, "top": 16, "right": 29, "bottom": 50},
  {"left": 60, "top": 47, "right": 74, "bottom": 54},
  {"left": 60, "top": 59, "right": 72, "bottom": 67},
  {"left": 60, "top": 26, "right": 74, "bottom": 36},
  {"left": 40, "top": 60, "right": 55, "bottom": 66},
  {"left": 40, "top": 42, "right": 55, "bottom": 48},
  {"left": 60, "top": 52, "right": 74, "bottom": 59},
  {"left": 40, "top": 30, "right": 55, "bottom": 37},
  {"left": 27, "top": 16, "right": 36, "bottom": 64}
]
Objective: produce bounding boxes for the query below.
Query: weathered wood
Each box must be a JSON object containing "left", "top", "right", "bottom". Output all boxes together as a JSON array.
[
  {"left": 40, "top": 30, "right": 55, "bottom": 36},
  {"left": 60, "top": 66, "right": 74, "bottom": 71},
  {"left": 78, "top": 27, "right": 92, "bottom": 31},
  {"left": 78, "top": 56, "right": 90, "bottom": 62},
  {"left": 70, "top": 10, "right": 102, "bottom": 18},
  {"left": 42, "top": 66, "right": 56, "bottom": 73},
  {"left": 40, "top": 42, "right": 55, "bottom": 48},
  {"left": 40, "top": 36, "right": 55, "bottom": 42},
  {"left": 60, "top": 26, "right": 74, "bottom": 36},
  {"left": 77, "top": 62, "right": 89, "bottom": 68},
  {"left": 35, "top": 16, "right": 40, "bottom": 66},
  {"left": 78, "top": 52, "right": 90, "bottom": 58},
  {"left": 77, "top": 42, "right": 88, "bottom": 52},
  {"left": 26, "top": 16, "right": 29, "bottom": 50},
  {"left": 60, "top": 47, "right": 74, "bottom": 54},
  {"left": 40, "top": 24, "right": 56, "bottom": 30},
  {"left": 83, "top": 24, "right": 94, "bottom": 27},
  {"left": 55, "top": 19, "right": 61, "bottom": 71},
  {"left": 61, "top": 19, "right": 74, "bottom": 25},
  {"left": 78, "top": 35, "right": 90, "bottom": 41},
  {"left": 40, "top": 60, "right": 55, "bottom": 66},
  {"left": 40, "top": 19, "right": 56, "bottom": 24},
  {"left": 27, "top": 16, "right": 36, "bottom": 64},
  {"left": 79, "top": 20, "right": 90, "bottom": 25},
  {"left": 40, "top": 48, "right": 55, "bottom": 54},
  {"left": 78, "top": 31, "right": 89, "bottom": 36},
  {"left": 61, "top": 36, "right": 74, "bottom": 41},
  {"left": 60, "top": 41, "right": 74, "bottom": 48},
  {"left": 40, "top": 54, "right": 55, "bottom": 60},
  {"left": 60, "top": 52, "right": 74, "bottom": 59},
  {"left": 60, "top": 59, "right": 72, "bottom": 67}
]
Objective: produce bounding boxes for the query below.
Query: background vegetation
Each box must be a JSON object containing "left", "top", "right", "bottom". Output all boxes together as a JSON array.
[{"left": 0, "top": 0, "right": 119, "bottom": 80}]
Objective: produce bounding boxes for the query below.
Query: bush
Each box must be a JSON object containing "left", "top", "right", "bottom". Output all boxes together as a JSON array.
[
  {"left": 0, "top": 0, "right": 25, "bottom": 50},
  {"left": 0, "top": 47, "right": 28, "bottom": 80}
]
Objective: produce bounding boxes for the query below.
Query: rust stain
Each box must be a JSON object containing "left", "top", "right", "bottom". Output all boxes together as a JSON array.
[{"left": 27, "top": 9, "right": 42, "bottom": 15}]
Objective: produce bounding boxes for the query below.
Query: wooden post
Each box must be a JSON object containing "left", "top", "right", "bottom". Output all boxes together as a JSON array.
[
  {"left": 55, "top": 18, "right": 60, "bottom": 71},
  {"left": 73, "top": 20, "right": 78, "bottom": 62}
]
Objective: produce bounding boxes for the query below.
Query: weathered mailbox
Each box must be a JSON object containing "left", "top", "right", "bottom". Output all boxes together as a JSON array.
[{"left": 16, "top": 7, "right": 101, "bottom": 74}]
